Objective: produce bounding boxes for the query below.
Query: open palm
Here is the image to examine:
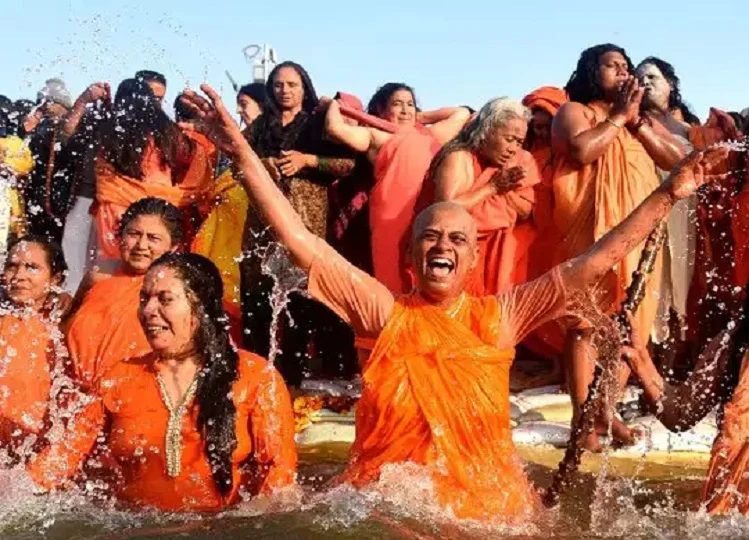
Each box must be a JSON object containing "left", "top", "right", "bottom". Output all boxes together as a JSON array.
[
  {"left": 666, "top": 147, "right": 730, "bottom": 200},
  {"left": 179, "top": 85, "right": 247, "bottom": 156}
]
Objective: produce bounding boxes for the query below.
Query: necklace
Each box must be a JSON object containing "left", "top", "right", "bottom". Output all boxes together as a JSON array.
[
  {"left": 155, "top": 372, "right": 199, "bottom": 478},
  {"left": 446, "top": 293, "right": 466, "bottom": 318}
]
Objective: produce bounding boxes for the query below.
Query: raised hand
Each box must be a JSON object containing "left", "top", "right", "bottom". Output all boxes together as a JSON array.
[
  {"left": 83, "top": 82, "right": 111, "bottom": 105},
  {"left": 179, "top": 85, "right": 247, "bottom": 157},
  {"left": 491, "top": 166, "right": 526, "bottom": 194},
  {"left": 611, "top": 76, "right": 643, "bottom": 125},
  {"left": 664, "top": 147, "right": 731, "bottom": 201}
]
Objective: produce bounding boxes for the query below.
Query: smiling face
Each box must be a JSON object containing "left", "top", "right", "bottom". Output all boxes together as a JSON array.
[
  {"left": 637, "top": 63, "right": 672, "bottom": 111},
  {"left": 481, "top": 116, "right": 528, "bottom": 167},
  {"left": 597, "top": 51, "right": 631, "bottom": 100},
  {"left": 272, "top": 67, "right": 304, "bottom": 112},
  {"left": 139, "top": 265, "right": 196, "bottom": 355},
  {"left": 381, "top": 89, "right": 417, "bottom": 126},
  {"left": 2, "top": 241, "right": 59, "bottom": 309},
  {"left": 119, "top": 215, "right": 175, "bottom": 275},
  {"left": 409, "top": 203, "right": 478, "bottom": 304}
]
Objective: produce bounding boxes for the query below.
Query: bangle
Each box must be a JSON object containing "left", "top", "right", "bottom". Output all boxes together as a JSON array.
[{"left": 605, "top": 117, "right": 624, "bottom": 129}]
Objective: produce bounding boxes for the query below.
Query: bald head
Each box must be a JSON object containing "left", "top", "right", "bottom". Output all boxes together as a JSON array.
[{"left": 412, "top": 202, "right": 478, "bottom": 244}]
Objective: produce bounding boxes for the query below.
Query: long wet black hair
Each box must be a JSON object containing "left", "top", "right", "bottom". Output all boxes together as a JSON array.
[
  {"left": 565, "top": 44, "right": 634, "bottom": 104},
  {"left": 100, "top": 78, "right": 183, "bottom": 179},
  {"left": 150, "top": 252, "right": 239, "bottom": 497},
  {"left": 366, "top": 83, "right": 417, "bottom": 118},
  {"left": 117, "top": 197, "right": 184, "bottom": 247},
  {"left": 637, "top": 57, "right": 700, "bottom": 126}
]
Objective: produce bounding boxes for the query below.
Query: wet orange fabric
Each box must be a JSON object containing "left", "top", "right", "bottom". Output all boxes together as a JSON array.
[
  {"left": 66, "top": 274, "right": 150, "bottom": 389},
  {"left": 95, "top": 134, "right": 214, "bottom": 259},
  {"left": 0, "top": 312, "right": 56, "bottom": 447},
  {"left": 370, "top": 125, "right": 441, "bottom": 293},
  {"left": 552, "top": 106, "right": 661, "bottom": 342},
  {"left": 703, "top": 349, "right": 749, "bottom": 514},
  {"left": 28, "top": 350, "right": 296, "bottom": 511},
  {"left": 338, "top": 292, "right": 540, "bottom": 522},
  {"left": 522, "top": 86, "right": 568, "bottom": 120},
  {"left": 464, "top": 151, "right": 540, "bottom": 295}
]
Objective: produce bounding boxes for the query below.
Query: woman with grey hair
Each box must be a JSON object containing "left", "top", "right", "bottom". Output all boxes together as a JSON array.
[{"left": 427, "top": 97, "right": 541, "bottom": 295}]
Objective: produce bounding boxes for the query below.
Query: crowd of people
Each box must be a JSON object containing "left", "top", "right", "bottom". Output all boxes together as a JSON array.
[{"left": 0, "top": 42, "right": 749, "bottom": 521}]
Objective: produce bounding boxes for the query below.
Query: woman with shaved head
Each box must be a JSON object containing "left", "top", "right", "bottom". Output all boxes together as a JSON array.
[{"left": 179, "top": 84, "right": 727, "bottom": 523}]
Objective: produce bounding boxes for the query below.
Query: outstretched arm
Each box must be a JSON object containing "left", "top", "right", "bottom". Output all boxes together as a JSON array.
[
  {"left": 325, "top": 100, "right": 373, "bottom": 153},
  {"left": 560, "top": 147, "right": 730, "bottom": 292}
]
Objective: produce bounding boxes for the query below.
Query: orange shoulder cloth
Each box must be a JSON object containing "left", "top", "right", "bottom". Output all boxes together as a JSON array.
[{"left": 341, "top": 293, "right": 539, "bottom": 523}]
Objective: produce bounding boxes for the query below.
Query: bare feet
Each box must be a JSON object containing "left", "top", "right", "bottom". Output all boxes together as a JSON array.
[{"left": 576, "top": 417, "right": 639, "bottom": 453}]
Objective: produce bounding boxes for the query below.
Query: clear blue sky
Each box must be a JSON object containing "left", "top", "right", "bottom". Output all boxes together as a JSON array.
[{"left": 3, "top": 0, "right": 747, "bottom": 121}]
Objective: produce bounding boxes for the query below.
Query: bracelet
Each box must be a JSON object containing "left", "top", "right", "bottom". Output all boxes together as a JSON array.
[
  {"left": 318, "top": 157, "right": 328, "bottom": 173},
  {"left": 605, "top": 117, "right": 624, "bottom": 129}
]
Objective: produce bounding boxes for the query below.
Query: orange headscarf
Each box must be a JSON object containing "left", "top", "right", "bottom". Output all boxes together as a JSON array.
[{"left": 522, "top": 86, "right": 568, "bottom": 118}]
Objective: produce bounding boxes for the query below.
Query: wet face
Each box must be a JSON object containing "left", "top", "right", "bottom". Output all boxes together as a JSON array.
[
  {"left": 139, "top": 266, "right": 196, "bottom": 355},
  {"left": 481, "top": 116, "right": 527, "bottom": 167},
  {"left": 237, "top": 94, "right": 262, "bottom": 126},
  {"left": 2, "top": 242, "right": 59, "bottom": 309},
  {"left": 146, "top": 81, "right": 166, "bottom": 107},
  {"left": 381, "top": 89, "right": 416, "bottom": 126},
  {"left": 597, "top": 51, "right": 630, "bottom": 99},
  {"left": 410, "top": 205, "right": 478, "bottom": 304},
  {"left": 272, "top": 67, "right": 304, "bottom": 111},
  {"left": 637, "top": 63, "right": 671, "bottom": 111},
  {"left": 530, "top": 109, "right": 553, "bottom": 145},
  {"left": 119, "top": 215, "right": 175, "bottom": 274}
]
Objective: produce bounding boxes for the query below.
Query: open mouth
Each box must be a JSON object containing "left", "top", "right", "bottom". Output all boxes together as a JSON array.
[
  {"left": 426, "top": 257, "right": 455, "bottom": 278},
  {"left": 145, "top": 324, "right": 169, "bottom": 338}
]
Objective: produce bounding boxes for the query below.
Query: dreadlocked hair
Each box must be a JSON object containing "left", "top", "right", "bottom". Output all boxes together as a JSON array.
[
  {"left": 565, "top": 44, "right": 634, "bottom": 104},
  {"left": 150, "top": 252, "right": 239, "bottom": 497}
]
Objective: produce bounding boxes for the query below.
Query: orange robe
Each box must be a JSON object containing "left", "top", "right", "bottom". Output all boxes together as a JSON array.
[
  {"left": 66, "top": 274, "right": 150, "bottom": 389},
  {"left": 340, "top": 293, "right": 539, "bottom": 522},
  {"left": 464, "top": 151, "right": 539, "bottom": 295},
  {"left": 552, "top": 106, "right": 661, "bottom": 342},
  {"left": 306, "top": 239, "right": 568, "bottom": 522},
  {"left": 703, "top": 345, "right": 749, "bottom": 514},
  {"left": 28, "top": 350, "right": 296, "bottom": 511},
  {"left": 95, "top": 133, "right": 214, "bottom": 260},
  {"left": 0, "top": 312, "right": 56, "bottom": 453},
  {"left": 370, "top": 125, "right": 441, "bottom": 293}
]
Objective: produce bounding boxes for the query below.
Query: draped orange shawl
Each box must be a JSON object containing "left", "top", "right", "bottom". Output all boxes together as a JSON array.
[{"left": 339, "top": 293, "right": 539, "bottom": 523}]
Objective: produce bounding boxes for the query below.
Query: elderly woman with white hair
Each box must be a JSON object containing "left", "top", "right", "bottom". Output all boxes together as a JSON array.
[{"left": 427, "top": 97, "right": 540, "bottom": 295}]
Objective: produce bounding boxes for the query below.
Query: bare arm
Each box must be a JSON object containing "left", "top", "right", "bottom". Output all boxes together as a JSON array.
[
  {"left": 632, "top": 118, "right": 686, "bottom": 171},
  {"left": 505, "top": 190, "right": 534, "bottom": 220},
  {"left": 422, "top": 107, "right": 471, "bottom": 145},
  {"left": 626, "top": 330, "right": 735, "bottom": 432},
  {"left": 62, "top": 83, "right": 110, "bottom": 141},
  {"left": 560, "top": 147, "right": 730, "bottom": 292},
  {"left": 552, "top": 102, "right": 624, "bottom": 165},
  {"left": 325, "top": 100, "right": 373, "bottom": 153},
  {"left": 433, "top": 151, "right": 495, "bottom": 209}
]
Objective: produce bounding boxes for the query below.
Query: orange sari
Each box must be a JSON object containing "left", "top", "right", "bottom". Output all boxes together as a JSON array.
[
  {"left": 552, "top": 106, "right": 661, "bottom": 342},
  {"left": 339, "top": 293, "right": 539, "bottom": 523},
  {"left": 703, "top": 350, "right": 749, "bottom": 514},
  {"left": 370, "top": 126, "right": 441, "bottom": 293},
  {"left": 0, "top": 312, "right": 56, "bottom": 451},
  {"left": 464, "top": 151, "right": 540, "bottom": 295},
  {"left": 66, "top": 274, "right": 150, "bottom": 389},
  {"left": 95, "top": 133, "right": 214, "bottom": 259},
  {"left": 28, "top": 350, "right": 296, "bottom": 511}
]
